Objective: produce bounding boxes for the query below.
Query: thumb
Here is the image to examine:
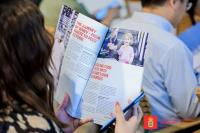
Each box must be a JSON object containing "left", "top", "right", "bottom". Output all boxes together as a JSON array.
[
  {"left": 115, "top": 102, "right": 125, "bottom": 125},
  {"left": 79, "top": 118, "right": 93, "bottom": 126},
  {"left": 56, "top": 93, "right": 70, "bottom": 114}
]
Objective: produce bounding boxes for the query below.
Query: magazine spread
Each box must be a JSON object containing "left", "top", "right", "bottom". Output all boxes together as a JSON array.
[
  {"left": 76, "top": 29, "right": 148, "bottom": 124},
  {"left": 52, "top": 5, "right": 149, "bottom": 125}
]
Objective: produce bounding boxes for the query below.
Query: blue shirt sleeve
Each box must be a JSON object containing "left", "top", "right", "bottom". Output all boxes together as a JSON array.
[
  {"left": 178, "top": 23, "right": 200, "bottom": 52},
  {"left": 162, "top": 43, "right": 200, "bottom": 118}
]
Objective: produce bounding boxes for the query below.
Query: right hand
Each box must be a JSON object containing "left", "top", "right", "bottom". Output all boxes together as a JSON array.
[
  {"left": 114, "top": 102, "right": 143, "bottom": 133},
  {"left": 108, "top": 43, "right": 117, "bottom": 50}
]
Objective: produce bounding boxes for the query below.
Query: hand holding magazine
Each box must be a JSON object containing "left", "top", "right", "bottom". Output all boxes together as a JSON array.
[{"left": 51, "top": 5, "right": 149, "bottom": 126}]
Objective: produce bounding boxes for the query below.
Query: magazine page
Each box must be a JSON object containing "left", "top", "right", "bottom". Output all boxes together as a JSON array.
[
  {"left": 76, "top": 28, "right": 149, "bottom": 125},
  {"left": 53, "top": 5, "right": 108, "bottom": 116},
  {"left": 50, "top": 5, "right": 79, "bottom": 88}
]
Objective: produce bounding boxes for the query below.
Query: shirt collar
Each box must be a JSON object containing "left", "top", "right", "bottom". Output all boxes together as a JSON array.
[{"left": 131, "top": 12, "right": 175, "bottom": 34}]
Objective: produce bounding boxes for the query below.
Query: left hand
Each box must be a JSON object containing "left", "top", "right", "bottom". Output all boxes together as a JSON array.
[{"left": 56, "top": 93, "right": 92, "bottom": 133}]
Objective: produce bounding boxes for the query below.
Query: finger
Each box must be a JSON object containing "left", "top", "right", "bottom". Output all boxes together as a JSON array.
[
  {"left": 128, "top": 106, "right": 143, "bottom": 124},
  {"left": 127, "top": 115, "right": 138, "bottom": 124},
  {"left": 79, "top": 118, "right": 93, "bottom": 126},
  {"left": 124, "top": 109, "right": 132, "bottom": 120},
  {"left": 128, "top": 98, "right": 132, "bottom": 104},
  {"left": 133, "top": 105, "right": 138, "bottom": 117},
  {"left": 73, "top": 119, "right": 80, "bottom": 129},
  {"left": 137, "top": 106, "right": 143, "bottom": 121},
  {"left": 115, "top": 102, "right": 125, "bottom": 124},
  {"left": 126, "top": 99, "right": 134, "bottom": 119},
  {"left": 56, "top": 93, "right": 69, "bottom": 114}
]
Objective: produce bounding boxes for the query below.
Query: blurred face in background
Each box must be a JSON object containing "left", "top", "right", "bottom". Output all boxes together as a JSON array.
[
  {"left": 195, "top": 0, "right": 200, "bottom": 17},
  {"left": 172, "top": 0, "right": 191, "bottom": 27}
]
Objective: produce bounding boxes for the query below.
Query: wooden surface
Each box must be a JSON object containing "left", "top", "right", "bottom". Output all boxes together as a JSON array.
[
  {"left": 196, "top": 88, "right": 200, "bottom": 100},
  {"left": 155, "top": 118, "right": 200, "bottom": 133},
  {"left": 193, "top": 129, "right": 200, "bottom": 133},
  {"left": 154, "top": 89, "right": 200, "bottom": 133}
]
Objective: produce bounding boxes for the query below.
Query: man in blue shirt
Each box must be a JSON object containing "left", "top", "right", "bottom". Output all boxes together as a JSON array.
[
  {"left": 179, "top": 0, "right": 200, "bottom": 86},
  {"left": 179, "top": 22, "right": 200, "bottom": 86},
  {"left": 179, "top": 23, "right": 200, "bottom": 52},
  {"left": 179, "top": 0, "right": 200, "bottom": 53},
  {"left": 113, "top": 0, "right": 200, "bottom": 128}
]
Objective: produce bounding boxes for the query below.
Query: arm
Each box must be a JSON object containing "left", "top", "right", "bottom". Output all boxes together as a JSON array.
[
  {"left": 129, "top": 47, "right": 134, "bottom": 64},
  {"left": 100, "top": 7, "right": 120, "bottom": 26},
  {"left": 117, "top": 46, "right": 123, "bottom": 56},
  {"left": 108, "top": 43, "right": 118, "bottom": 51},
  {"left": 163, "top": 44, "right": 200, "bottom": 119}
]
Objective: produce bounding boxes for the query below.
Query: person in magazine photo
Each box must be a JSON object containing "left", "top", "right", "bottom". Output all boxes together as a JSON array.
[
  {"left": 117, "top": 32, "right": 134, "bottom": 64},
  {"left": 99, "top": 29, "right": 143, "bottom": 66},
  {"left": 131, "top": 32, "right": 140, "bottom": 65},
  {"left": 99, "top": 28, "right": 119, "bottom": 59}
]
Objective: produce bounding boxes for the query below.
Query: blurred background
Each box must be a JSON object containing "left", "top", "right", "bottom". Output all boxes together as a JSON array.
[{"left": 30, "top": 0, "right": 199, "bottom": 36}]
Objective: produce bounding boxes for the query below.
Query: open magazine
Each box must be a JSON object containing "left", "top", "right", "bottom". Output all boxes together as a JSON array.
[{"left": 51, "top": 5, "right": 149, "bottom": 125}]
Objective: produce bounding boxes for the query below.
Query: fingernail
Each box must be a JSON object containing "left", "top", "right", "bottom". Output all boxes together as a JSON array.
[
  {"left": 90, "top": 118, "right": 94, "bottom": 122},
  {"left": 115, "top": 102, "right": 120, "bottom": 111},
  {"left": 128, "top": 98, "right": 131, "bottom": 103},
  {"left": 64, "top": 93, "right": 69, "bottom": 101},
  {"left": 63, "top": 97, "right": 67, "bottom": 103},
  {"left": 116, "top": 102, "right": 120, "bottom": 106}
]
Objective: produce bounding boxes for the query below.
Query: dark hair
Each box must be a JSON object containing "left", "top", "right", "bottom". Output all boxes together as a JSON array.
[
  {"left": 31, "top": 0, "right": 42, "bottom": 6},
  {"left": 141, "top": 0, "right": 167, "bottom": 7},
  {"left": 0, "top": 0, "right": 65, "bottom": 128},
  {"left": 187, "top": 0, "right": 198, "bottom": 25}
]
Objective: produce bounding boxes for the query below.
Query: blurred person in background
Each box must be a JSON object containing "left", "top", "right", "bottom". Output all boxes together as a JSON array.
[
  {"left": 40, "top": 0, "right": 90, "bottom": 29},
  {"left": 187, "top": 0, "right": 198, "bottom": 25},
  {"left": 179, "top": 0, "right": 200, "bottom": 88},
  {"left": 179, "top": 0, "right": 200, "bottom": 53},
  {"left": 176, "top": 0, "right": 197, "bottom": 34},
  {"left": 113, "top": 0, "right": 200, "bottom": 129},
  {"left": 40, "top": 0, "right": 121, "bottom": 34}
]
